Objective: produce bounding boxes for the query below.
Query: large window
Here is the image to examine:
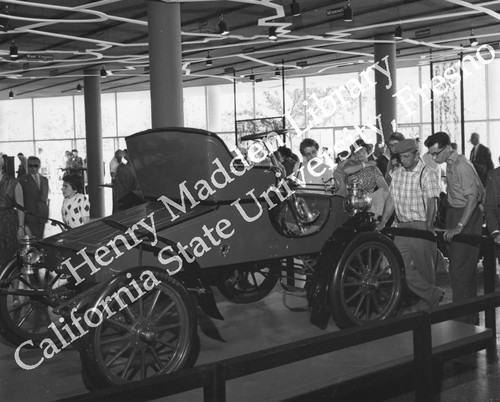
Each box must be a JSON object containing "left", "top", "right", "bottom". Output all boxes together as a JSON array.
[{"left": 1, "top": 60, "right": 499, "bottom": 175}]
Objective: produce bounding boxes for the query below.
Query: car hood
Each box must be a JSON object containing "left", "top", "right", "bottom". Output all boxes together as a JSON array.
[{"left": 40, "top": 202, "right": 215, "bottom": 253}]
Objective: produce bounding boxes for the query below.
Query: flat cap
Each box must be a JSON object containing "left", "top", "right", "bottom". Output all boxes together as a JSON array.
[{"left": 393, "top": 138, "right": 418, "bottom": 154}]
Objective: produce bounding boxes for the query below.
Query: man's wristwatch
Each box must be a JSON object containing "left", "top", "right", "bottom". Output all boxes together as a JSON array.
[{"left": 457, "top": 222, "right": 464, "bottom": 232}]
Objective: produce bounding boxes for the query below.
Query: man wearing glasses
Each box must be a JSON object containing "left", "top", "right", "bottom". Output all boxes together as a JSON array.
[
  {"left": 424, "top": 132, "right": 484, "bottom": 324},
  {"left": 19, "top": 156, "right": 49, "bottom": 239}
]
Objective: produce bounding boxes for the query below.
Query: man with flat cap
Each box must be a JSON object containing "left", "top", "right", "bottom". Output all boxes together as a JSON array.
[{"left": 376, "top": 138, "right": 444, "bottom": 311}]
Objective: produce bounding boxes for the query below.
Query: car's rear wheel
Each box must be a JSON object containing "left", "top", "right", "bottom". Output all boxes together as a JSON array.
[
  {"left": 216, "top": 262, "right": 279, "bottom": 303},
  {"left": 80, "top": 269, "right": 199, "bottom": 389},
  {"left": 0, "top": 257, "right": 65, "bottom": 347},
  {"left": 329, "top": 232, "right": 404, "bottom": 329}
]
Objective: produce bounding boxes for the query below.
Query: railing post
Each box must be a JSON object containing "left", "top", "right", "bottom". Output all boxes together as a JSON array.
[
  {"left": 482, "top": 236, "right": 497, "bottom": 351},
  {"left": 413, "top": 313, "right": 433, "bottom": 402},
  {"left": 204, "top": 362, "right": 226, "bottom": 402}
]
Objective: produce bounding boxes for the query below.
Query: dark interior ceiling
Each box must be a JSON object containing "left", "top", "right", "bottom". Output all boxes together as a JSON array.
[{"left": 0, "top": 0, "right": 498, "bottom": 100}]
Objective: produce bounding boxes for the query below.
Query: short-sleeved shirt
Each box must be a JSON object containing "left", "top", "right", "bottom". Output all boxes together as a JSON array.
[
  {"left": 446, "top": 151, "right": 484, "bottom": 208},
  {"left": 346, "top": 163, "right": 383, "bottom": 194},
  {"left": 390, "top": 159, "right": 441, "bottom": 223},
  {"left": 62, "top": 193, "right": 90, "bottom": 228}
]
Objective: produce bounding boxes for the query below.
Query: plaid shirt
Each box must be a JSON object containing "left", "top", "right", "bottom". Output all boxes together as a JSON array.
[{"left": 390, "top": 159, "right": 441, "bottom": 223}]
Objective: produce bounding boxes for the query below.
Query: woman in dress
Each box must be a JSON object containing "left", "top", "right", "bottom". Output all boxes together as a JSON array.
[
  {"left": 0, "top": 154, "right": 26, "bottom": 266},
  {"left": 345, "top": 139, "right": 390, "bottom": 218},
  {"left": 61, "top": 174, "right": 90, "bottom": 228}
]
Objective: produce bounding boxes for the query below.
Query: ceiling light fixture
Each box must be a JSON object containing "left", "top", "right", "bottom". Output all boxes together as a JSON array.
[
  {"left": 469, "top": 28, "right": 478, "bottom": 47},
  {"left": 343, "top": 1, "right": 353, "bottom": 22},
  {"left": 100, "top": 66, "right": 107, "bottom": 78},
  {"left": 395, "top": 25, "right": 403, "bottom": 40},
  {"left": 219, "top": 15, "right": 229, "bottom": 36},
  {"left": 206, "top": 51, "right": 213, "bottom": 66},
  {"left": 76, "top": 83, "right": 82, "bottom": 92},
  {"left": 9, "top": 90, "right": 13, "bottom": 99},
  {"left": 269, "top": 27, "right": 277, "bottom": 41},
  {"left": 9, "top": 40, "right": 18, "bottom": 59},
  {"left": 290, "top": 0, "right": 301, "bottom": 17}
]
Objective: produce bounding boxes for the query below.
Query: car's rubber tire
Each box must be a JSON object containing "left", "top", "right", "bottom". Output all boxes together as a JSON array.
[
  {"left": 0, "top": 257, "right": 59, "bottom": 347},
  {"left": 329, "top": 232, "right": 404, "bottom": 329},
  {"left": 79, "top": 269, "right": 199, "bottom": 389},
  {"left": 216, "top": 262, "right": 279, "bottom": 304}
]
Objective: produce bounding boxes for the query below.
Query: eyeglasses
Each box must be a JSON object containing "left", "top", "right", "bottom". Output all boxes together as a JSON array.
[
  {"left": 28, "top": 164, "right": 40, "bottom": 168},
  {"left": 430, "top": 146, "right": 447, "bottom": 158}
]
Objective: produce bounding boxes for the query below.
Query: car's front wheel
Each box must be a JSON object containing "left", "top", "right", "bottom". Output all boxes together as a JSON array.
[
  {"left": 79, "top": 268, "right": 199, "bottom": 389},
  {"left": 328, "top": 232, "right": 404, "bottom": 329}
]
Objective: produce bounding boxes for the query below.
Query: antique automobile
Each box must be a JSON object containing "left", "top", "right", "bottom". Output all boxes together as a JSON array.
[{"left": 0, "top": 127, "right": 404, "bottom": 389}]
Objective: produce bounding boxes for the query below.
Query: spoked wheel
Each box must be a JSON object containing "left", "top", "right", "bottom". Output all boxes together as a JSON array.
[
  {"left": 329, "top": 232, "right": 404, "bottom": 329},
  {"left": 80, "top": 268, "right": 198, "bottom": 389},
  {"left": 216, "top": 261, "right": 279, "bottom": 303},
  {"left": 0, "top": 257, "right": 70, "bottom": 346}
]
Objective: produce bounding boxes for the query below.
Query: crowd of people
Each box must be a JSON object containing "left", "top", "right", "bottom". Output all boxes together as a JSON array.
[
  {"left": 271, "top": 130, "right": 496, "bottom": 322},
  {"left": 0, "top": 149, "right": 92, "bottom": 267},
  {"left": 1, "top": 130, "right": 499, "bottom": 322}
]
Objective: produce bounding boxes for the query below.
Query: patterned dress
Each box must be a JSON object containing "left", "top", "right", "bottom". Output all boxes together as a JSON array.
[
  {"left": 346, "top": 165, "right": 383, "bottom": 193},
  {"left": 0, "top": 174, "right": 19, "bottom": 266},
  {"left": 62, "top": 193, "right": 90, "bottom": 228}
]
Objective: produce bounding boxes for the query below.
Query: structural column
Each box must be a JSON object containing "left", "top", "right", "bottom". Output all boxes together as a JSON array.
[
  {"left": 147, "top": 0, "right": 184, "bottom": 128},
  {"left": 374, "top": 35, "right": 397, "bottom": 143},
  {"left": 83, "top": 68, "right": 105, "bottom": 218},
  {"left": 207, "top": 85, "right": 222, "bottom": 132}
]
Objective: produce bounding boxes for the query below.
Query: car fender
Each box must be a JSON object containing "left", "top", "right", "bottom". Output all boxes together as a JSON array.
[
  {"left": 149, "top": 236, "right": 224, "bottom": 321},
  {"left": 309, "top": 212, "right": 377, "bottom": 329}
]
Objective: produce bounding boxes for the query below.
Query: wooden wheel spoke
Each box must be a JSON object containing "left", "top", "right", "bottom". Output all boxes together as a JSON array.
[
  {"left": 156, "top": 323, "right": 181, "bottom": 332},
  {"left": 355, "top": 253, "right": 365, "bottom": 269},
  {"left": 140, "top": 349, "right": 146, "bottom": 380},
  {"left": 370, "top": 292, "right": 381, "bottom": 314},
  {"left": 148, "top": 347, "right": 165, "bottom": 371},
  {"left": 153, "top": 301, "right": 175, "bottom": 325},
  {"left": 32, "top": 305, "right": 42, "bottom": 333},
  {"left": 364, "top": 293, "right": 371, "bottom": 318},
  {"left": 120, "top": 347, "right": 138, "bottom": 379},
  {"left": 122, "top": 306, "right": 136, "bottom": 322},
  {"left": 105, "top": 318, "right": 132, "bottom": 332},
  {"left": 47, "top": 273, "right": 62, "bottom": 288},
  {"left": 377, "top": 280, "right": 396, "bottom": 286},
  {"left": 375, "top": 264, "right": 392, "bottom": 279},
  {"left": 345, "top": 288, "right": 363, "bottom": 304},
  {"left": 17, "top": 277, "right": 38, "bottom": 290},
  {"left": 371, "top": 252, "right": 384, "bottom": 275},
  {"left": 137, "top": 296, "right": 144, "bottom": 319},
  {"left": 367, "top": 248, "right": 373, "bottom": 271},
  {"left": 17, "top": 305, "right": 35, "bottom": 327},
  {"left": 146, "top": 290, "right": 161, "bottom": 317},
  {"left": 105, "top": 343, "right": 131, "bottom": 368},
  {"left": 155, "top": 338, "right": 177, "bottom": 350},
  {"left": 346, "top": 266, "right": 361, "bottom": 278},
  {"left": 353, "top": 293, "right": 367, "bottom": 317},
  {"left": 250, "top": 271, "right": 258, "bottom": 287},
  {"left": 343, "top": 281, "right": 363, "bottom": 287},
  {"left": 101, "top": 334, "right": 130, "bottom": 345}
]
